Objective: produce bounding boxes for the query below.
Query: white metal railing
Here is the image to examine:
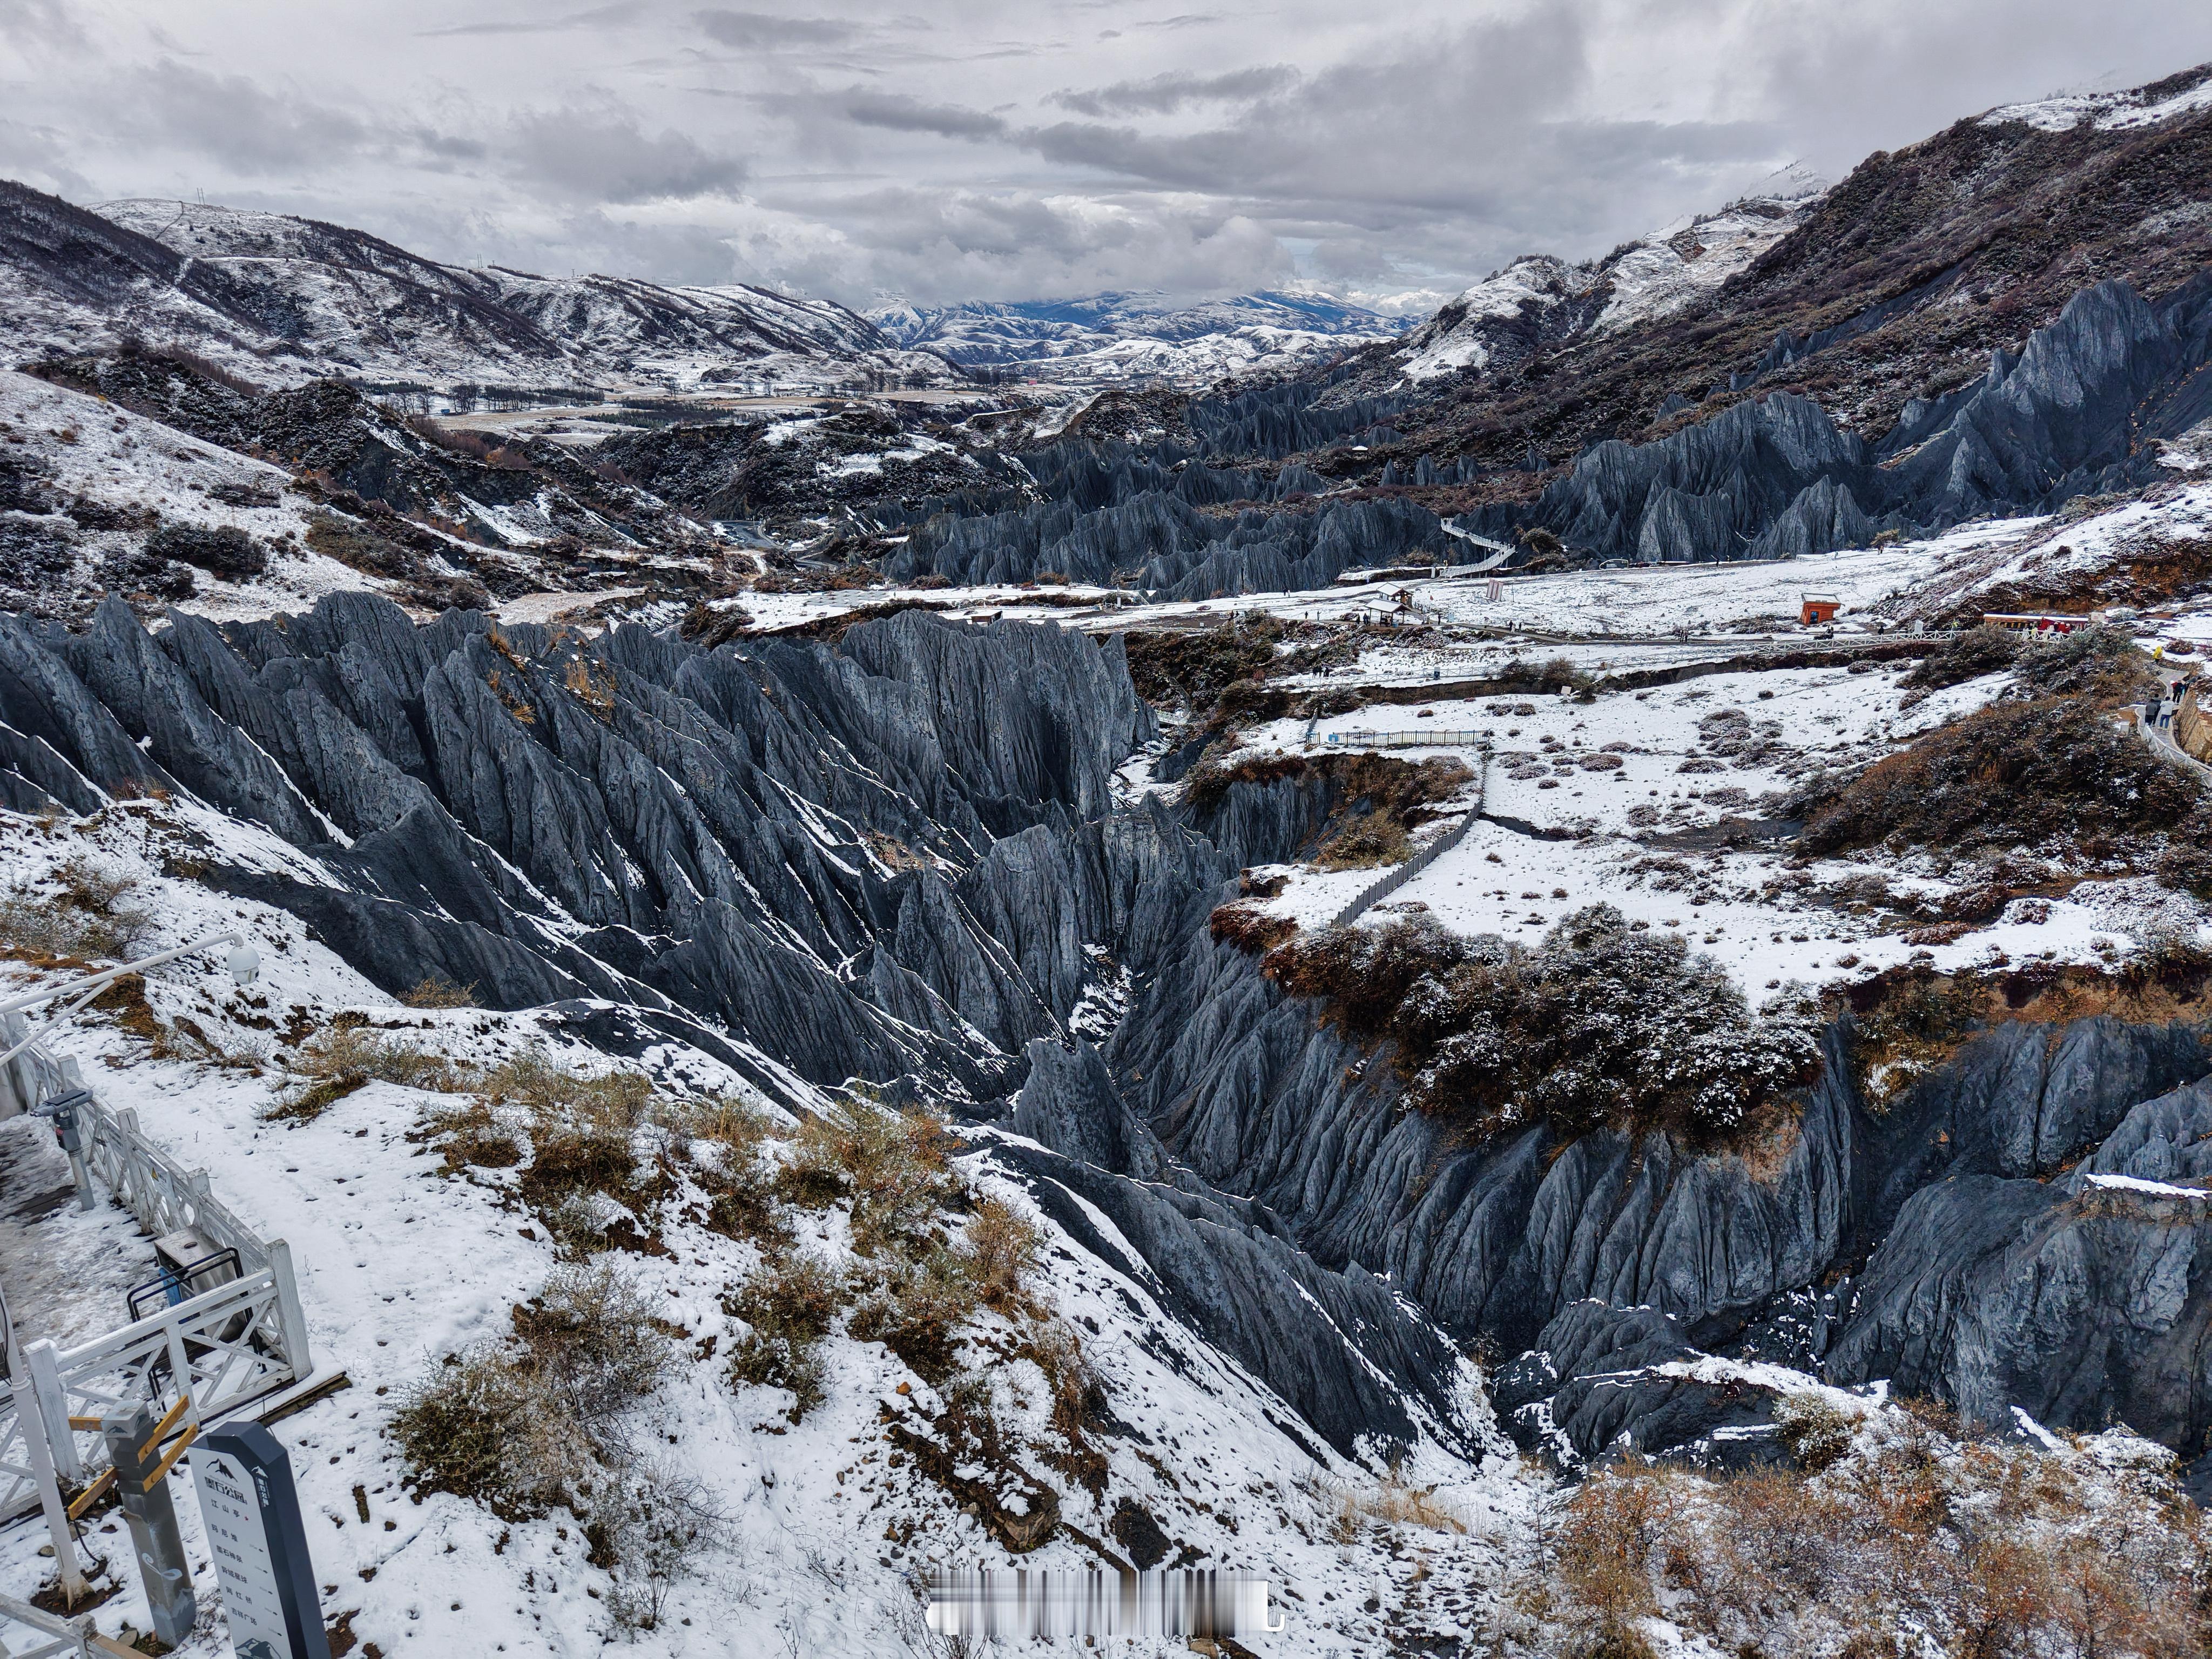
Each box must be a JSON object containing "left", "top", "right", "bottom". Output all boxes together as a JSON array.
[
  {"left": 0, "top": 1590, "right": 108, "bottom": 1658},
  {"left": 0, "top": 1079, "right": 311, "bottom": 1537},
  {"left": 17, "top": 1265, "right": 304, "bottom": 1496},
  {"left": 1324, "top": 727, "right": 1484, "bottom": 748},
  {"left": 73, "top": 1096, "right": 272, "bottom": 1276}
]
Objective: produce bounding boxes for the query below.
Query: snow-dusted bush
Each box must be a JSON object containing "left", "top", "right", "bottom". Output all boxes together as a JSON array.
[
  {"left": 725, "top": 1252, "right": 842, "bottom": 1420},
  {"left": 1265, "top": 906, "right": 1824, "bottom": 1145},
  {"left": 1542, "top": 1415, "right": 2210, "bottom": 1659},
  {"left": 271, "top": 1022, "right": 464, "bottom": 1121},
  {"left": 393, "top": 1262, "right": 673, "bottom": 1519}
]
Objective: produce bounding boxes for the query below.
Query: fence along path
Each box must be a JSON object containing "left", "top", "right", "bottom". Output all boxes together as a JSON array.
[
  {"left": 0, "top": 1066, "right": 311, "bottom": 1526},
  {"left": 1331, "top": 750, "right": 1488, "bottom": 928}
]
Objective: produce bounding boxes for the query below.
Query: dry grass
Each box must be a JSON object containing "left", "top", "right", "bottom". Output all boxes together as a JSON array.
[
  {"left": 1536, "top": 1417, "right": 2211, "bottom": 1659},
  {"left": 1313, "top": 808, "right": 1411, "bottom": 870},
  {"left": 482, "top": 1047, "right": 653, "bottom": 1131},
  {"left": 0, "top": 857, "right": 156, "bottom": 962},
  {"left": 781, "top": 1101, "right": 962, "bottom": 1256},
  {"left": 270, "top": 1023, "right": 466, "bottom": 1121},
  {"left": 965, "top": 1198, "right": 1040, "bottom": 1314},
  {"left": 1309, "top": 1467, "right": 1471, "bottom": 1543},
  {"left": 401, "top": 974, "right": 477, "bottom": 1008},
  {"left": 725, "top": 1252, "right": 842, "bottom": 1421},
  {"left": 392, "top": 1262, "right": 672, "bottom": 1519}
]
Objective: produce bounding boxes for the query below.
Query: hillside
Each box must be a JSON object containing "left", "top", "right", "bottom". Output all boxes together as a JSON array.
[
  {"left": 1362, "top": 65, "right": 2212, "bottom": 473},
  {"left": 871, "top": 289, "right": 1407, "bottom": 385},
  {"left": 0, "top": 186, "right": 953, "bottom": 398}
]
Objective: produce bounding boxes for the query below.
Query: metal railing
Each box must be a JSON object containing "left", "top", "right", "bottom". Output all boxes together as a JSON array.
[
  {"left": 0, "top": 1062, "right": 310, "bottom": 1604},
  {"left": 1324, "top": 727, "right": 1485, "bottom": 749},
  {"left": 1331, "top": 754, "right": 1488, "bottom": 928},
  {"left": 16, "top": 1264, "right": 305, "bottom": 1499},
  {"left": 0, "top": 1590, "right": 112, "bottom": 1658}
]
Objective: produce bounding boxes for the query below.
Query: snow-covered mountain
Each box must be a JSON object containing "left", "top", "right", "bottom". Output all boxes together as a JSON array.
[
  {"left": 870, "top": 288, "right": 1408, "bottom": 384},
  {"left": 1391, "top": 168, "right": 1829, "bottom": 384},
  {"left": 0, "top": 184, "right": 953, "bottom": 397}
]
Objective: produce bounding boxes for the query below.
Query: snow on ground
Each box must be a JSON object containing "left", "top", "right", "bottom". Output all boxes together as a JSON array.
[
  {"left": 0, "top": 369, "right": 382, "bottom": 621},
  {"left": 1981, "top": 73, "right": 2212, "bottom": 133},
  {"left": 1886, "top": 481, "right": 2212, "bottom": 624},
  {"left": 0, "top": 801, "right": 1539, "bottom": 1656},
  {"left": 1211, "top": 623, "right": 2206, "bottom": 994}
]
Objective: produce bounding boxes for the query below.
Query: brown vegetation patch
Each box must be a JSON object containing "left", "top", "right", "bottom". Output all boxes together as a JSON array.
[
  {"left": 1799, "top": 695, "right": 2198, "bottom": 859},
  {"left": 1208, "top": 902, "right": 1299, "bottom": 954}
]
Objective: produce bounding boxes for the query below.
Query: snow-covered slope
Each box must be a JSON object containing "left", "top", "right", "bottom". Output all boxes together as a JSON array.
[
  {"left": 0, "top": 184, "right": 953, "bottom": 397},
  {"left": 1981, "top": 64, "right": 2212, "bottom": 132},
  {"left": 871, "top": 288, "right": 1407, "bottom": 385},
  {"left": 1392, "top": 171, "right": 1827, "bottom": 385}
]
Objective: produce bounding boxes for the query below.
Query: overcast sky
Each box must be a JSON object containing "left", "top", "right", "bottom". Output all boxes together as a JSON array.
[{"left": 2, "top": 1, "right": 2207, "bottom": 312}]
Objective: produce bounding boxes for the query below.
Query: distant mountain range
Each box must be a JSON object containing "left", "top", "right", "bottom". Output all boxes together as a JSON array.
[
  {"left": 868, "top": 289, "right": 1410, "bottom": 383},
  {"left": 0, "top": 186, "right": 950, "bottom": 397}
]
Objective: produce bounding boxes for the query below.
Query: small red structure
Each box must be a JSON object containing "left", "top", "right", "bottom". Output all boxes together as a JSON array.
[{"left": 1800, "top": 595, "right": 1841, "bottom": 626}]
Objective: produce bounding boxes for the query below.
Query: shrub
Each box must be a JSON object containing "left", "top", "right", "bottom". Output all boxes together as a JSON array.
[
  {"left": 419, "top": 1097, "right": 521, "bottom": 1170},
  {"left": 2014, "top": 623, "right": 2157, "bottom": 703},
  {"left": 965, "top": 1198, "right": 1040, "bottom": 1313},
  {"left": 509, "top": 1263, "right": 674, "bottom": 1440},
  {"left": 516, "top": 1124, "right": 639, "bottom": 1213},
  {"left": 1314, "top": 808, "right": 1410, "bottom": 869},
  {"left": 1799, "top": 697, "right": 2200, "bottom": 858},
  {"left": 848, "top": 1246, "right": 976, "bottom": 1383},
  {"left": 726, "top": 1253, "right": 842, "bottom": 1420},
  {"left": 1903, "top": 624, "right": 2021, "bottom": 690},
  {"left": 593, "top": 1467, "right": 724, "bottom": 1634},
  {"left": 482, "top": 1048, "right": 653, "bottom": 1131},
  {"left": 272, "top": 1024, "right": 463, "bottom": 1121},
  {"left": 389, "top": 1348, "right": 576, "bottom": 1518},
  {"left": 393, "top": 1263, "right": 669, "bottom": 1518},
  {"left": 785, "top": 1102, "right": 961, "bottom": 1256},
  {"left": 0, "top": 857, "right": 156, "bottom": 962},
  {"left": 145, "top": 521, "right": 266, "bottom": 579},
  {"left": 1771, "top": 1392, "right": 1859, "bottom": 1472},
  {"left": 1208, "top": 901, "right": 1299, "bottom": 954},
  {"left": 401, "top": 974, "right": 477, "bottom": 1008},
  {"left": 1264, "top": 907, "right": 1824, "bottom": 1144}
]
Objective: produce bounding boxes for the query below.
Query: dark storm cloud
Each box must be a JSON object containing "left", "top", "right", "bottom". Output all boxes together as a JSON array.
[
  {"left": 507, "top": 105, "right": 747, "bottom": 203},
  {"left": 694, "top": 9, "right": 855, "bottom": 49},
  {"left": 1051, "top": 65, "right": 1296, "bottom": 116}
]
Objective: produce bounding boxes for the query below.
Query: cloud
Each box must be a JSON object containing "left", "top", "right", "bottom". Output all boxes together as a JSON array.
[
  {"left": 694, "top": 9, "right": 853, "bottom": 49},
  {"left": 416, "top": 4, "right": 642, "bottom": 38},
  {"left": 1051, "top": 65, "right": 1296, "bottom": 117},
  {"left": 834, "top": 91, "right": 1009, "bottom": 141},
  {"left": 121, "top": 61, "right": 370, "bottom": 175},
  {"left": 507, "top": 105, "right": 747, "bottom": 203},
  {"left": 0, "top": 0, "right": 81, "bottom": 48},
  {"left": 10, "top": 0, "right": 2212, "bottom": 312}
]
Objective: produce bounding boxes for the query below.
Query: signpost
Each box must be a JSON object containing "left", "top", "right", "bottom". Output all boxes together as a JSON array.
[{"left": 189, "top": 1424, "right": 330, "bottom": 1659}]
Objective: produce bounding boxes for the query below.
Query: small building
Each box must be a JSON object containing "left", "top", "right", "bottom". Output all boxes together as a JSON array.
[
  {"left": 1800, "top": 594, "right": 1842, "bottom": 626},
  {"left": 1981, "top": 612, "right": 2082, "bottom": 635}
]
